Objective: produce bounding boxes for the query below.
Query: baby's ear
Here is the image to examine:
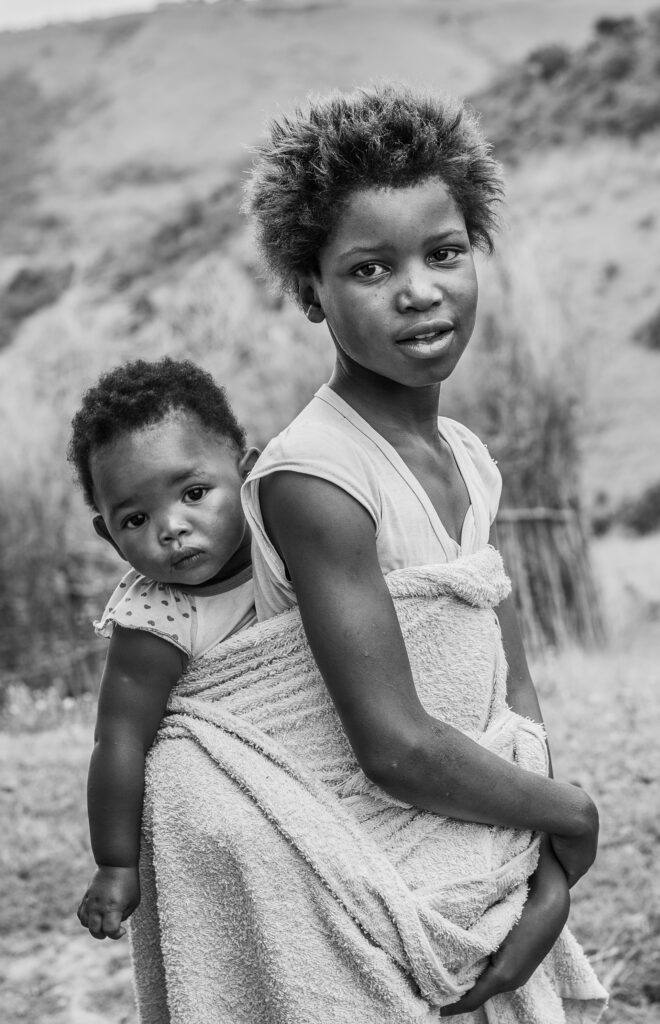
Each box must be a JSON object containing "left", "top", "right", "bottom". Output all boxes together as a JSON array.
[
  {"left": 239, "top": 447, "right": 260, "bottom": 480},
  {"left": 297, "top": 277, "right": 325, "bottom": 324},
  {"left": 92, "top": 515, "right": 127, "bottom": 561}
]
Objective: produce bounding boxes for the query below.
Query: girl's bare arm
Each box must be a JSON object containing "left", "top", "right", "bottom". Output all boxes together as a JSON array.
[{"left": 260, "top": 471, "right": 598, "bottom": 882}]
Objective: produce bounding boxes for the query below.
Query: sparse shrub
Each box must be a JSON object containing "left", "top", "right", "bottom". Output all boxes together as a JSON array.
[
  {"left": 0, "top": 429, "right": 106, "bottom": 702},
  {"left": 590, "top": 491, "right": 614, "bottom": 536},
  {"left": 633, "top": 308, "right": 660, "bottom": 350},
  {"left": 472, "top": 7, "right": 660, "bottom": 158},
  {"left": 619, "top": 482, "right": 660, "bottom": 535},
  {"left": 594, "top": 16, "right": 638, "bottom": 38},
  {"left": 599, "top": 45, "right": 636, "bottom": 83},
  {"left": 527, "top": 44, "right": 570, "bottom": 81},
  {"left": 0, "top": 262, "right": 73, "bottom": 350}
]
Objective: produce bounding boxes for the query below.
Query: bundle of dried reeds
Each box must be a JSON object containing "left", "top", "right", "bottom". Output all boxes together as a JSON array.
[{"left": 446, "top": 248, "right": 604, "bottom": 649}]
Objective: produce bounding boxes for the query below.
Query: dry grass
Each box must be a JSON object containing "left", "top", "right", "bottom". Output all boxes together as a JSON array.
[
  {"left": 502, "top": 135, "right": 660, "bottom": 511},
  {"left": 2, "top": 534, "right": 659, "bottom": 1022}
]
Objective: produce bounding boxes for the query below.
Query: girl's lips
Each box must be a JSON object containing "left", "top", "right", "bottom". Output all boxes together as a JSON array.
[
  {"left": 396, "top": 328, "right": 455, "bottom": 359},
  {"left": 396, "top": 318, "right": 454, "bottom": 343}
]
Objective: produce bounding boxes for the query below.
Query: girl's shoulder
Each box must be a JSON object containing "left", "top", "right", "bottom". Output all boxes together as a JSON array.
[
  {"left": 246, "top": 386, "right": 383, "bottom": 526},
  {"left": 257, "top": 387, "right": 377, "bottom": 464},
  {"left": 94, "top": 569, "right": 197, "bottom": 658},
  {"left": 438, "top": 416, "right": 497, "bottom": 466},
  {"left": 438, "top": 416, "right": 502, "bottom": 521}
]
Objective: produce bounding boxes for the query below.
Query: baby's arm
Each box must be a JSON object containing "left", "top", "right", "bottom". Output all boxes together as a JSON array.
[
  {"left": 260, "top": 472, "right": 598, "bottom": 884},
  {"left": 77, "top": 625, "right": 186, "bottom": 939}
]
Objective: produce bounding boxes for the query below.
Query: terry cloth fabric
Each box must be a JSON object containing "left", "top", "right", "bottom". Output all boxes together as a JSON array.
[
  {"left": 129, "top": 547, "right": 607, "bottom": 1024},
  {"left": 241, "top": 383, "right": 503, "bottom": 620},
  {"left": 94, "top": 565, "right": 255, "bottom": 660}
]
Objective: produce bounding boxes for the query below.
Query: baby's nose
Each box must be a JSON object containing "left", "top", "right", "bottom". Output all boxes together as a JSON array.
[{"left": 159, "top": 515, "right": 191, "bottom": 543}]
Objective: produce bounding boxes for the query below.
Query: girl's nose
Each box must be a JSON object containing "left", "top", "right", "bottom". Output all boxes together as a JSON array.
[{"left": 396, "top": 266, "right": 442, "bottom": 313}]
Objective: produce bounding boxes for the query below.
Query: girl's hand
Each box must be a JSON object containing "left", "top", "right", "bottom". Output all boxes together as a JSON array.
[
  {"left": 77, "top": 864, "right": 140, "bottom": 940},
  {"left": 440, "top": 837, "right": 570, "bottom": 1015}
]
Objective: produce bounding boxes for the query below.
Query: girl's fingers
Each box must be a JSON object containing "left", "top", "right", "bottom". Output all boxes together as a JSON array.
[{"left": 440, "top": 966, "right": 499, "bottom": 1016}]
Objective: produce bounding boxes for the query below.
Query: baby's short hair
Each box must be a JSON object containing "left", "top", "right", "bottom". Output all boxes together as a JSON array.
[
  {"left": 243, "top": 83, "right": 504, "bottom": 299},
  {"left": 68, "top": 357, "right": 246, "bottom": 508}
]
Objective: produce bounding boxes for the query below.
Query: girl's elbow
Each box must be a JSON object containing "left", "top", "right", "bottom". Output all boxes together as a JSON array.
[{"left": 360, "top": 731, "right": 429, "bottom": 793}]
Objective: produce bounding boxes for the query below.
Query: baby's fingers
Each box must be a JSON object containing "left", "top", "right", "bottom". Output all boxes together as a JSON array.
[
  {"left": 101, "top": 910, "right": 126, "bottom": 940},
  {"left": 87, "top": 908, "right": 126, "bottom": 940},
  {"left": 77, "top": 895, "right": 90, "bottom": 928}
]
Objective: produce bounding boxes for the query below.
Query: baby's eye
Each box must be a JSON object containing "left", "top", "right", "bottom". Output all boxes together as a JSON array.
[
  {"left": 123, "top": 513, "right": 147, "bottom": 530},
  {"left": 184, "top": 486, "right": 207, "bottom": 503},
  {"left": 429, "top": 248, "right": 460, "bottom": 265},
  {"left": 353, "top": 262, "right": 387, "bottom": 280}
]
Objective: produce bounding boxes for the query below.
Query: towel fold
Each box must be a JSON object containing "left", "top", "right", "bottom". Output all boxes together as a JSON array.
[{"left": 130, "top": 546, "right": 607, "bottom": 1024}]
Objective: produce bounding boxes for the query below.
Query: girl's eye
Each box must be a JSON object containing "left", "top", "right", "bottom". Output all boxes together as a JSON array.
[
  {"left": 353, "top": 262, "right": 387, "bottom": 280},
  {"left": 429, "top": 248, "right": 460, "bottom": 264},
  {"left": 184, "top": 486, "right": 207, "bottom": 503},
  {"left": 123, "top": 513, "right": 147, "bottom": 530}
]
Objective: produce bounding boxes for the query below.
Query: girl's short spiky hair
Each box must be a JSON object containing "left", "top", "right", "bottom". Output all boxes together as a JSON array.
[
  {"left": 68, "top": 357, "right": 246, "bottom": 509},
  {"left": 243, "top": 83, "right": 504, "bottom": 299}
]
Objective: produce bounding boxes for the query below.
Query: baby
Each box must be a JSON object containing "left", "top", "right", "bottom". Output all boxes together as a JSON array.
[{"left": 69, "top": 357, "right": 257, "bottom": 940}]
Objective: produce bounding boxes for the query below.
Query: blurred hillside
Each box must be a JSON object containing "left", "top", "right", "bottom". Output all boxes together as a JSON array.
[
  {"left": 474, "top": 11, "right": 660, "bottom": 156},
  {"left": 1, "top": 0, "right": 660, "bottom": 690}
]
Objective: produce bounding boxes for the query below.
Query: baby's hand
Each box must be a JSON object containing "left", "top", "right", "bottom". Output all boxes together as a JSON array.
[{"left": 77, "top": 865, "right": 140, "bottom": 940}]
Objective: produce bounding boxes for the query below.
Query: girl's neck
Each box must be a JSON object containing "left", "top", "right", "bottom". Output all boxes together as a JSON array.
[{"left": 328, "top": 358, "right": 442, "bottom": 444}]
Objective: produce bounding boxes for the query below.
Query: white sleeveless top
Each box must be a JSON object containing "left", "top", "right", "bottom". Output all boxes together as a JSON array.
[
  {"left": 94, "top": 565, "right": 256, "bottom": 661},
  {"left": 241, "top": 384, "right": 502, "bottom": 620}
]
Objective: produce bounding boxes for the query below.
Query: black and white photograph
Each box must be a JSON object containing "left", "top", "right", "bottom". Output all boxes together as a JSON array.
[{"left": 2, "top": 1, "right": 659, "bottom": 1022}]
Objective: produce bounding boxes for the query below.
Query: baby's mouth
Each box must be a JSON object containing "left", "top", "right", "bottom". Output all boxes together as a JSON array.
[{"left": 171, "top": 548, "right": 204, "bottom": 570}]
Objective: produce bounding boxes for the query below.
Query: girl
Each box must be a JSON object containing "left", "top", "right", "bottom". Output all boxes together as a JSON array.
[
  {"left": 70, "top": 357, "right": 258, "bottom": 941},
  {"left": 237, "top": 85, "right": 604, "bottom": 1017}
]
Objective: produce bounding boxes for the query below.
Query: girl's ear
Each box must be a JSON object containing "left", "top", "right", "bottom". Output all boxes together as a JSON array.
[
  {"left": 238, "top": 446, "right": 260, "bottom": 480},
  {"left": 92, "top": 515, "right": 127, "bottom": 561},
  {"left": 297, "top": 277, "right": 325, "bottom": 324}
]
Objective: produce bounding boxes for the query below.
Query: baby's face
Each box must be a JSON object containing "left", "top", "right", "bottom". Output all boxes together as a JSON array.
[
  {"left": 306, "top": 179, "right": 478, "bottom": 388},
  {"left": 90, "top": 411, "right": 250, "bottom": 586}
]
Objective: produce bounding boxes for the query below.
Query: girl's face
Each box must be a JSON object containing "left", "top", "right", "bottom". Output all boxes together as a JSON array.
[
  {"left": 302, "top": 180, "right": 478, "bottom": 388},
  {"left": 90, "top": 411, "right": 252, "bottom": 586}
]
